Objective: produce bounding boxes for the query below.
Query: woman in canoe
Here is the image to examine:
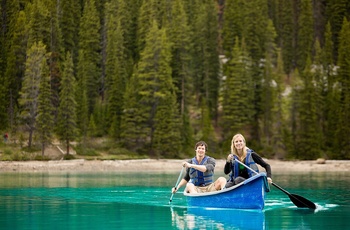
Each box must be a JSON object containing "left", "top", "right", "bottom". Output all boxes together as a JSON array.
[
  {"left": 171, "top": 141, "right": 227, "bottom": 193},
  {"left": 224, "top": 133, "right": 272, "bottom": 188}
]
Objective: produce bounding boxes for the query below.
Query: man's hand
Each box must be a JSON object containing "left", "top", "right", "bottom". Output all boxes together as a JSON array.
[
  {"left": 172, "top": 187, "right": 177, "bottom": 193},
  {"left": 182, "top": 162, "right": 192, "bottom": 168}
]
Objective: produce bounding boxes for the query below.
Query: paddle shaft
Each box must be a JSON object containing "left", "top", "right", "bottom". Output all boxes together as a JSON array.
[
  {"left": 271, "top": 182, "right": 291, "bottom": 195},
  {"left": 169, "top": 167, "right": 184, "bottom": 203},
  {"left": 234, "top": 159, "right": 316, "bottom": 209}
]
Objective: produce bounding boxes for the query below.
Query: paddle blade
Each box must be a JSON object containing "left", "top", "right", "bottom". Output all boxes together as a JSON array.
[{"left": 289, "top": 193, "right": 316, "bottom": 209}]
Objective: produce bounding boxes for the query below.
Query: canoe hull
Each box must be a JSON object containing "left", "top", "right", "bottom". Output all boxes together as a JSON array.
[{"left": 184, "top": 173, "right": 269, "bottom": 210}]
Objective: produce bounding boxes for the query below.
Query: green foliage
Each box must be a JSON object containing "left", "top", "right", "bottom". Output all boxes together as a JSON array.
[
  {"left": 34, "top": 154, "right": 50, "bottom": 161},
  {"left": 335, "top": 18, "right": 350, "bottom": 159},
  {"left": 56, "top": 52, "right": 78, "bottom": 152},
  {"left": 222, "top": 0, "right": 244, "bottom": 57},
  {"left": 272, "top": 0, "right": 294, "bottom": 74},
  {"left": 180, "top": 110, "right": 195, "bottom": 156},
  {"left": 3, "top": 11, "right": 27, "bottom": 131},
  {"left": 326, "top": 0, "right": 349, "bottom": 60},
  {"left": 168, "top": 0, "right": 193, "bottom": 116},
  {"left": 26, "top": 0, "right": 51, "bottom": 48},
  {"left": 120, "top": 71, "right": 148, "bottom": 151},
  {"left": 2, "top": 1, "right": 350, "bottom": 161},
  {"left": 297, "top": 0, "right": 314, "bottom": 71},
  {"left": 75, "top": 50, "right": 89, "bottom": 137},
  {"left": 19, "top": 41, "right": 47, "bottom": 148},
  {"left": 3, "top": 148, "right": 13, "bottom": 155},
  {"left": 105, "top": 7, "right": 128, "bottom": 139},
  {"left": 36, "top": 58, "right": 54, "bottom": 156},
  {"left": 63, "top": 153, "right": 76, "bottom": 160},
  {"left": 221, "top": 38, "right": 254, "bottom": 141},
  {"left": 77, "top": 0, "right": 101, "bottom": 114},
  {"left": 295, "top": 57, "right": 322, "bottom": 160},
  {"left": 132, "top": 21, "right": 182, "bottom": 157},
  {"left": 137, "top": 0, "right": 157, "bottom": 57},
  {"left": 198, "top": 99, "right": 217, "bottom": 152},
  {"left": 75, "top": 145, "right": 99, "bottom": 156},
  {"left": 60, "top": 0, "right": 81, "bottom": 55}
]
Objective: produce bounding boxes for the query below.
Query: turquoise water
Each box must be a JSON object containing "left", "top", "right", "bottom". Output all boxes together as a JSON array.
[{"left": 0, "top": 172, "right": 349, "bottom": 229}]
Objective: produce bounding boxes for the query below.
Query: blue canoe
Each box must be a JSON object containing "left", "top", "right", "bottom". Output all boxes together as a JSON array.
[{"left": 183, "top": 173, "right": 270, "bottom": 210}]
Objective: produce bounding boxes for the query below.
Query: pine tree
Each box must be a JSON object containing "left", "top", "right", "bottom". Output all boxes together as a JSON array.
[
  {"left": 322, "top": 22, "right": 339, "bottom": 157},
  {"left": 243, "top": 0, "right": 269, "bottom": 63},
  {"left": 273, "top": 0, "right": 294, "bottom": 75},
  {"left": 274, "top": 49, "right": 288, "bottom": 158},
  {"left": 221, "top": 38, "right": 254, "bottom": 142},
  {"left": 77, "top": 0, "right": 101, "bottom": 115},
  {"left": 199, "top": 99, "right": 217, "bottom": 152},
  {"left": 142, "top": 21, "right": 181, "bottom": 156},
  {"left": 0, "top": 1, "right": 22, "bottom": 130},
  {"left": 26, "top": 0, "right": 51, "bottom": 49},
  {"left": 121, "top": 21, "right": 182, "bottom": 156},
  {"left": 56, "top": 52, "right": 78, "bottom": 154},
  {"left": 136, "top": 0, "right": 157, "bottom": 57},
  {"left": 19, "top": 42, "right": 47, "bottom": 147},
  {"left": 59, "top": 0, "right": 81, "bottom": 55},
  {"left": 36, "top": 58, "right": 54, "bottom": 157},
  {"left": 326, "top": 0, "right": 349, "bottom": 60},
  {"left": 113, "top": 0, "right": 139, "bottom": 63},
  {"left": 44, "top": 0, "right": 63, "bottom": 116},
  {"left": 4, "top": 11, "right": 28, "bottom": 131},
  {"left": 75, "top": 51, "right": 89, "bottom": 138},
  {"left": 260, "top": 20, "right": 278, "bottom": 154},
  {"left": 222, "top": 0, "right": 245, "bottom": 57},
  {"left": 296, "top": 57, "right": 321, "bottom": 159},
  {"left": 87, "top": 113, "right": 97, "bottom": 137},
  {"left": 105, "top": 3, "right": 128, "bottom": 139},
  {"left": 153, "top": 89, "right": 182, "bottom": 158},
  {"left": 152, "top": 27, "right": 182, "bottom": 157},
  {"left": 288, "top": 69, "right": 302, "bottom": 158},
  {"left": 313, "top": 39, "right": 326, "bottom": 154},
  {"left": 120, "top": 71, "right": 148, "bottom": 151},
  {"left": 223, "top": 0, "right": 271, "bottom": 143},
  {"left": 168, "top": 0, "right": 193, "bottom": 115},
  {"left": 191, "top": 0, "right": 220, "bottom": 120},
  {"left": 180, "top": 109, "right": 195, "bottom": 154},
  {"left": 296, "top": 0, "right": 314, "bottom": 71},
  {"left": 336, "top": 18, "right": 350, "bottom": 159}
]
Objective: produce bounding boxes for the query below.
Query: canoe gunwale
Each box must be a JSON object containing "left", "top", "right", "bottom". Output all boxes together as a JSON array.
[{"left": 183, "top": 172, "right": 269, "bottom": 197}]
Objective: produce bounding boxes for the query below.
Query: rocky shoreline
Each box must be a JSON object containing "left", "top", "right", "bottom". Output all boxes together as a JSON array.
[{"left": 0, "top": 159, "right": 349, "bottom": 173}]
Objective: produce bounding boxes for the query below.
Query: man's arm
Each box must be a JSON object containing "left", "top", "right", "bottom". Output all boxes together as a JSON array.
[{"left": 183, "top": 157, "right": 215, "bottom": 173}]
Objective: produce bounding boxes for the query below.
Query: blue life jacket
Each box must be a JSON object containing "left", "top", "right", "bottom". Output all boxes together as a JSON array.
[
  {"left": 229, "top": 149, "right": 259, "bottom": 181},
  {"left": 189, "top": 156, "right": 214, "bottom": 186}
]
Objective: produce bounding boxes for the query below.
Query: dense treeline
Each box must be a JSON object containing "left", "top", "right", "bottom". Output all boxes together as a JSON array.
[{"left": 0, "top": 0, "right": 349, "bottom": 160}]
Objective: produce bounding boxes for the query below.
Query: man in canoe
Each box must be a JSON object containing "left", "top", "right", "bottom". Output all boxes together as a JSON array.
[
  {"left": 171, "top": 141, "right": 227, "bottom": 194},
  {"left": 224, "top": 133, "right": 272, "bottom": 188}
]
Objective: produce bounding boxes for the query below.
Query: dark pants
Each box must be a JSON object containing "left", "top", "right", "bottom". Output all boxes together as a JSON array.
[{"left": 225, "top": 176, "right": 246, "bottom": 188}]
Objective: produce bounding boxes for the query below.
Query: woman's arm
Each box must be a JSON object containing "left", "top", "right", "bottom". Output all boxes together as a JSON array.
[
  {"left": 224, "top": 161, "right": 232, "bottom": 174},
  {"left": 251, "top": 152, "right": 272, "bottom": 178}
]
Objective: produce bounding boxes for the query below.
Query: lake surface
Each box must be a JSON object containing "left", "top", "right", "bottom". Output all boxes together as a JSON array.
[{"left": 0, "top": 171, "right": 349, "bottom": 229}]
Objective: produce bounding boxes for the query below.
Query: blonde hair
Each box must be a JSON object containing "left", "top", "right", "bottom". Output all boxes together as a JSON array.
[{"left": 231, "top": 133, "right": 248, "bottom": 162}]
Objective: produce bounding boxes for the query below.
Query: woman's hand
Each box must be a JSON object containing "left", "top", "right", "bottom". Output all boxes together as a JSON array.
[
  {"left": 227, "top": 154, "right": 233, "bottom": 163},
  {"left": 267, "top": 177, "right": 272, "bottom": 184}
]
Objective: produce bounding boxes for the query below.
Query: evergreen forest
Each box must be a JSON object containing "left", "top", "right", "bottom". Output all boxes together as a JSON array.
[{"left": 1, "top": 0, "right": 350, "bottom": 160}]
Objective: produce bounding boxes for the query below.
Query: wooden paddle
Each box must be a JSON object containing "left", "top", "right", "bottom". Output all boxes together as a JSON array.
[
  {"left": 169, "top": 166, "right": 184, "bottom": 204},
  {"left": 234, "top": 159, "right": 316, "bottom": 209}
]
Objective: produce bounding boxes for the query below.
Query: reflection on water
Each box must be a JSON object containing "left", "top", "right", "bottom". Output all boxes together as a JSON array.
[
  {"left": 171, "top": 207, "right": 265, "bottom": 230},
  {"left": 0, "top": 172, "right": 349, "bottom": 229}
]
